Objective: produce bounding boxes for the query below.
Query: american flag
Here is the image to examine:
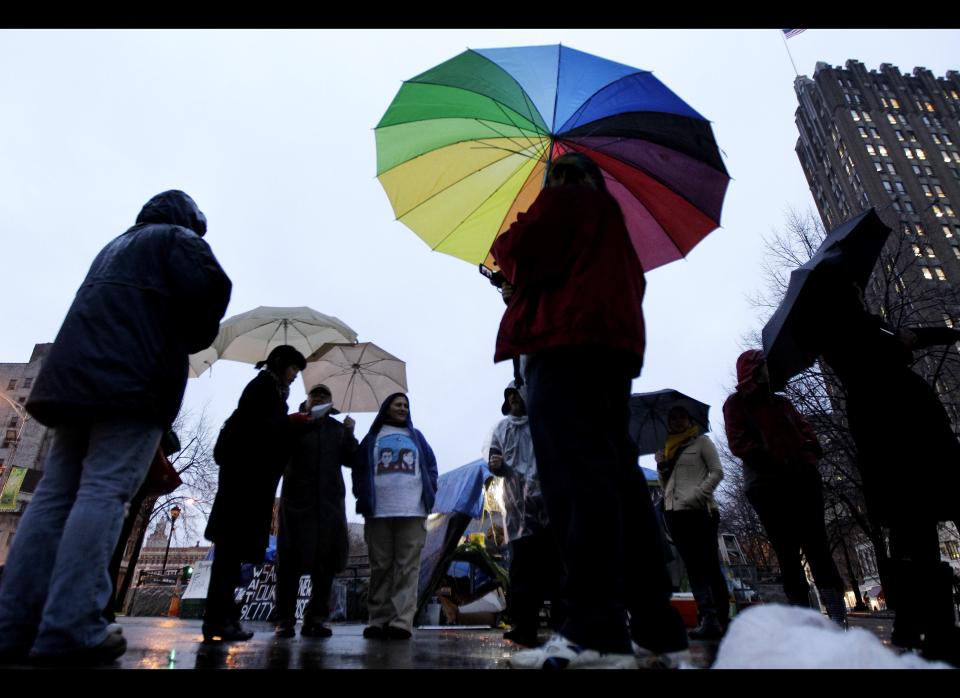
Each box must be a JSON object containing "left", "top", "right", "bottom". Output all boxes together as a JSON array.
[{"left": 782, "top": 29, "right": 806, "bottom": 39}]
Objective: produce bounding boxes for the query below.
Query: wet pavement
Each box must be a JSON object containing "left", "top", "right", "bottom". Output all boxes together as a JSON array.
[{"left": 2, "top": 614, "right": 895, "bottom": 670}]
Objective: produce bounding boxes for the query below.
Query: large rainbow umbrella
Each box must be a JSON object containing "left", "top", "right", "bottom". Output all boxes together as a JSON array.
[{"left": 375, "top": 44, "right": 730, "bottom": 274}]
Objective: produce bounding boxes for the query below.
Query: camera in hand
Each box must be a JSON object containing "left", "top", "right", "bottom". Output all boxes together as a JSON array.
[{"left": 479, "top": 264, "right": 506, "bottom": 289}]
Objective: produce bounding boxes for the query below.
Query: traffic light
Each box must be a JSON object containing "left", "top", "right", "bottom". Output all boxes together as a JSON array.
[{"left": 182, "top": 565, "right": 193, "bottom": 581}]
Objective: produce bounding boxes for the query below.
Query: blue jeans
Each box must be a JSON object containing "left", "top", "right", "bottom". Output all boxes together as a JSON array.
[{"left": 0, "top": 419, "right": 161, "bottom": 656}]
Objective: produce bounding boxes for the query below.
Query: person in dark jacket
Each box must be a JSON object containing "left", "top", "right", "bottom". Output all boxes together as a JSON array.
[
  {"left": 0, "top": 191, "right": 230, "bottom": 665},
  {"left": 352, "top": 393, "right": 438, "bottom": 640},
  {"left": 274, "top": 383, "right": 358, "bottom": 639},
  {"left": 202, "top": 344, "right": 306, "bottom": 644},
  {"left": 494, "top": 153, "right": 689, "bottom": 669},
  {"left": 723, "top": 350, "right": 847, "bottom": 627},
  {"left": 810, "top": 279, "right": 960, "bottom": 665}
]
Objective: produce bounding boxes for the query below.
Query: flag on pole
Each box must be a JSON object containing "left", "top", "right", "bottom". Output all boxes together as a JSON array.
[{"left": 782, "top": 29, "right": 806, "bottom": 39}]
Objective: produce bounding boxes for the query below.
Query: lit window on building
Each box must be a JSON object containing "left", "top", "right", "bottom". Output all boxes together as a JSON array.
[
  {"left": 945, "top": 205, "right": 957, "bottom": 218},
  {"left": 932, "top": 204, "right": 944, "bottom": 217},
  {"left": 925, "top": 102, "right": 935, "bottom": 112},
  {"left": 953, "top": 247, "right": 960, "bottom": 260},
  {"left": 923, "top": 184, "right": 933, "bottom": 197},
  {"left": 913, "top": 244, "right": 923, "bottom": 257},
  {"left": 935, "top": 267, "right": 947, "bottom": 281},
  {"left": 932, "top": 133, "right": 942, "bottom": 145},
  {"left": 863, "top": 111, "right": 872, "bottom": 122},
  {"left": 904, "top": 147, "right": 914, "bottom": 159},
  {"left": 858, "top": 127, "right": 868, "bottom": 139},
  {"left": 916, "top": 223, "right": 925, "bottom": 235},
  {"left": 913, "top": 164, "right": 923, "bottom": 175},
  {"left": 870, "top": 127, "right": 880, "bottom": 139},
  {"left": 944, "top": 225, "right": 954, "bottom": 239},
  {"left": 935, "top": 185, "right": 945, "bottom": 198},
  {"left": 867, "top": 144, "right": 877, "bottom": 156},
  {"left": 895, "top": 130, "right": 904, "bottom": 141},
  {"left": 886, "top": 163, "right": 897, "bottom": 176},
  {"left": 895, "top": 181, "right": 905, "bottom": 193},
  {"left": 944, "top": 314, "right": 955, "bottom": 328},
  {"left": 925, "top": 245, "right": 937, "bottom": 258},
  {"left": 850, "top": 109, "right": 861, "bottom": 121},
  {"left": 878, "top": 145, "right": 889, "bottom": 157},
  {"left": 923, "top": 267, "right": 934, "bottom": 280},
  {"left": 916, "top": 148, "right": 927, "bottom": 160},
  {"left": 875, "top": 161, "right": 884, "bottom": 172},
  {"left": 945, "top": 134, "right": 954, "bottom": 146},
  {"left": 883, "top": 181, "right": 893, "bottom": 193},
  {"left": 886, "top": 112, "right": 896, "bottom": 124},
  {"left": 891, "top": 98, "right": 901, "bottom": 109}
]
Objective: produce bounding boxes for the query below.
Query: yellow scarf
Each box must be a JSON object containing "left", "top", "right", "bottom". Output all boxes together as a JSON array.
[{"left": 663, "top": 424, "right": 700, "bottom": 462}]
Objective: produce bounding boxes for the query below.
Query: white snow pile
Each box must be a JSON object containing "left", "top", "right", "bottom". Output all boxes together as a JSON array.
[{"left": 712, "top": 604, "right": 952, "bottom": 669}]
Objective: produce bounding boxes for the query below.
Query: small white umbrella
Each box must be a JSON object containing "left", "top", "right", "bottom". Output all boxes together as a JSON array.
[
  {"left": 300, "top": 342, "right": 407, "bottom": 414},
  {"left": 189, "top": 306, "right": 358, "bottom": 377}
]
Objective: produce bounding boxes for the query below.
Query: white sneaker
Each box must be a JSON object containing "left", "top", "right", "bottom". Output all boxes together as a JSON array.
[
  {"left": 106, "top": 623, "right": 123, "bottom": 636},
  {"left": 632, "top": 641, "right": 693, "bottom": 669},
  {"left": 508, "top": 634, "right": 637, "bottom": 669}
]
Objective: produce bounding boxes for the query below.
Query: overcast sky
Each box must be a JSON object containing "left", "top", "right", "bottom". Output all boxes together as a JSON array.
[{"left": 2, "top": 29, "right": 958, "bottom": 538}]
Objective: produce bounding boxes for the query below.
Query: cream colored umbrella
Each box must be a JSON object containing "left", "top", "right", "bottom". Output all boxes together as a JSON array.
[
  {"left": 189, "top": 306, "right": 358, "bottom": 377},
  {"left": 300, "top": 342, "right": 407, "bottom": 413}
]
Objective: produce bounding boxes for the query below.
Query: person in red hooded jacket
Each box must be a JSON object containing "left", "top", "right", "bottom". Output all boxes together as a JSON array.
[
  {"left": 723, "top": 349, "right": 847, "bottom": 627},
  {"left": 493, "top": 152, "right": 688, "bottom": 670}
]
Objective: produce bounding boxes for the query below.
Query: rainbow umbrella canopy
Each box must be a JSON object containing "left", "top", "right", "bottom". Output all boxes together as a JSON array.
[{"left": 375, "top": 44, "right": 730, "bottom": 273}]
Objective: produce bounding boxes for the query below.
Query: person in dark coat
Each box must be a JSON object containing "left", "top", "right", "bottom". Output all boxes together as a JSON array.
[
  {"left": 202, "top": 344, "right": 306, "bottom": 643},
  {"left": 351, "top": 393, "right": 438, "bottom": 640},
  {"left": 274, "top": 383, "right": 358, "bottom": 639},
  {"left": 493, "top": 153, "right": 689, "bottom": 669},
  {"left": 811, "top": 279, "right": 960, "bottom": 665},
  {"left": 723, "top": 350, "right": 847, "bottom": 627},
  {"left": 0, "top": 190, "right": 230, "bottom": 665}
]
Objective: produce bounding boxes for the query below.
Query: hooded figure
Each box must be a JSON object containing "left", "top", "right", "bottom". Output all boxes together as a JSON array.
[
  {"left": 26, "top": 190, "right": 231, "bottom": 430},
  {"left": 723, "top": 349, "right": 847, "bottom": 628},
  {"left": 0, "top": 191, "right": 230, "bottom": 666},
  {"left": 351, "top": 393, "right": 438, "bottom": 640}
]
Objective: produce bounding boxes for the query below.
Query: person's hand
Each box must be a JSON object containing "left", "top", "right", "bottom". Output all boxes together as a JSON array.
[
  {"left": 488, "top": 453, "right": 503, "bottom": 471},
  {"left": 897, "top": 328, "right": 917, "bottom": 348},
  {"left": 501, "top": 282, "right": 514, "bottom": 304},
  {"left": 343, "top": 416, "right": 355, "bottom": 434}
]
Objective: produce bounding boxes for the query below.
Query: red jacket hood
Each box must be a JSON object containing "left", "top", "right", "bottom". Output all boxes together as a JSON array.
[{"left": 735, "top": 349, "right": 766, "bottom": 395}]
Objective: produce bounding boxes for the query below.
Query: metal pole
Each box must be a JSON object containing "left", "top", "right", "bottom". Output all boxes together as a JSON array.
[{"left": 161, "top": 518, "right": 174, "bottom": 574}]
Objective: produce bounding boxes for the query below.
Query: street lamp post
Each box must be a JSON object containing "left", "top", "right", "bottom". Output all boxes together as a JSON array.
[{"left": 161, "top": 504, "right": 181, "bottom": 575}]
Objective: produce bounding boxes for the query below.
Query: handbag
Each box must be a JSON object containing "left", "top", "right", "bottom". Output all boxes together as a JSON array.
[{"left": 142, "top": 448, "right": 183, "bottom": 497}]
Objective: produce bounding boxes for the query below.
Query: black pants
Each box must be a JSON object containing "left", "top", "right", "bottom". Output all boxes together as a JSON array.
[
  {"left": 663, "top": 509, "right": 729, "bottom": 624},
  {"left": 507, "top": 528, "right": 564, "bottom": 633},
  {"left": 275, "top": 553, "right": 336, "bottom": 625},
  {"left": 525, "top": 346, "right": 687, "bottom": 654},
  {"left": 746, "top": 468, "right": 843, "bottom": 606},
  {"left": 204, "top": 542, "right": 244, "bottom": 627},
  {"left": 887, "top": 517, "right": 956, "bottom": 650}
]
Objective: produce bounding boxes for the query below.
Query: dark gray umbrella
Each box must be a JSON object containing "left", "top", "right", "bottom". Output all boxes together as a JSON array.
[
  {"left": 762, "top": 208, "right": 892, "bottom": 392},
  {"left": 628, "top": 389, "right": 710, "bottom": 456}
]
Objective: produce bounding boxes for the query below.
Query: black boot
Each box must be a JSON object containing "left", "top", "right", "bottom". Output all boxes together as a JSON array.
[
  {"left": 921, "top": 563, "right": 960, "bottom": 667},
  {"left": 688, "top": 612, "right": 725, "bottom": 641},
  {"left": 818, "top": 587, "right": 849, "bottom": 629}
]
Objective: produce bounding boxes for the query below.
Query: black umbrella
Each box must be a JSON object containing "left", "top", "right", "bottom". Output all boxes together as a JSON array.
[
  {"left": 628, "top": 389, "right": 710, "bottom": 456},
  {"left": 762, "top": 208, "right": 892, "bottom": 391}
]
